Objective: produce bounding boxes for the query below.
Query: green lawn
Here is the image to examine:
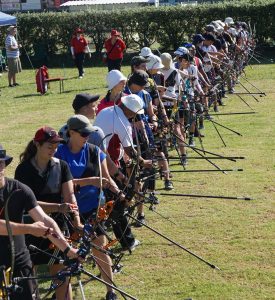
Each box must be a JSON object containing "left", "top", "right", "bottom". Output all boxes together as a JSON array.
[{"left": 0, "top": 62, "right": 274, "bottom": 300}]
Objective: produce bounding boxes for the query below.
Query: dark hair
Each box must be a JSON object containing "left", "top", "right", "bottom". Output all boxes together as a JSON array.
[
  {"left": 179, "top": 53, "right": 194, "bottom": 63},
  {"left": 19, "top": 140, "right": 43, "bottom": 163}
]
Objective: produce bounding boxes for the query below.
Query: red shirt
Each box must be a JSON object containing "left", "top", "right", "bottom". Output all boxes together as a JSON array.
[
  {"left": 104, "top": 38, "right": 126, "bottom": 60},
  {"left": 97, "top": 97, "right": 122, "bottom": 115},
  {"left": 70, "top": 36, "right": 87, "bottom": 54}
]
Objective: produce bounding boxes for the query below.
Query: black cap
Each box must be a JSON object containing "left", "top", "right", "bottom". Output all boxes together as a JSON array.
[
  {"left": 128, "top": 70, "right": 149, "bottom": 87},
  {"left": 72, "top": 93, "right": 100, "bottom": 112},
  {"left": 204, "top": 33, "right": 216, "bottom": 42},
  {"left": 131, "top": 55, "right": 150, "bottom": 66}
]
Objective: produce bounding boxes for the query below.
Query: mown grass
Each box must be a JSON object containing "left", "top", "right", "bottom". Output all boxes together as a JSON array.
[{"left": 0, "top": 62, "right": 274, "bottom": 300}]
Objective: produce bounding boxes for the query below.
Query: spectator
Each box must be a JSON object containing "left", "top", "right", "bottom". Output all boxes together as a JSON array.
[
  {"left": 71, "top": 28, "right": 91, "bottom": 79},
  {"left": 104, "top": 29, "right": 126, "bottom": 72},
  {"left": 5, "top": 26, "right": 21, "bottom": 87}
]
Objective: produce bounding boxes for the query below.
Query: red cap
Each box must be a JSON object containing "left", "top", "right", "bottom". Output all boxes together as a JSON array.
[
  {"left": 111, "top": 29, "right": 120, "bottom": 37},
  {"left": 34, "top": 126, "right": 63, "bottom": 143},
  {"left": 75, "top": 28, "right": 83, "bottom": 34}
]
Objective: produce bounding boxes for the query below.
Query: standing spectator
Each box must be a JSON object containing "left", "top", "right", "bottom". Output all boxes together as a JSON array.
[
  {"left": 70, "top": 28, "right": 91, "bottom": 79},
  {"left": 104, "top": 29, "right": 126, "bottom": 72},
  {"left": 5, "top": 26, "right": 21, "bottom": 87}
]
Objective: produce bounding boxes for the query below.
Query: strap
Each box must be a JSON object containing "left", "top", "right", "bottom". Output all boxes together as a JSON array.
[{"left": 107, "top": 40, "right": 118, "bottom": 57}]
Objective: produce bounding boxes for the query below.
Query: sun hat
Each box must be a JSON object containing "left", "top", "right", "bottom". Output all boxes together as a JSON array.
[
  {"left": 106, "top": 70, "right": 127, "bottom": 90},
  {"left": 0, "top": 145, "right": 13, "bottom": 167},
  {"left": 146, "top": 55, "right": 164, "bottom": 70},
  {"left": 224, "top": 17, "right": 234, "bottom": 25},
  {"left": 205, "top": 24, "right": 217, "bottom": 33},
  {"left": 139, "top": 47, "right": 153, "bottom": 57}
]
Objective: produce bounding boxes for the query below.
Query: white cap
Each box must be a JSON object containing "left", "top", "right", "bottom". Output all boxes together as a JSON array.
[
  {"left": 106, "top": 70, "right": 127, "bottom": 90},
  {"left": 146, "top": 55, "right": 164, "bottom": 70},
  {"left": 140, "top": 47, "right": 153, "bottom": 57},
  {"left": 214, "top": 20, "right": 225, "bottom": 28},
  {"left": 224, "top": 17, "right": 234, "bottom": 25},
  {"left": 174, "top": 47, "right": 189, "bottom": 56},
  {"left": 121, "top": 94, "right": 144, "bottom": 115}
]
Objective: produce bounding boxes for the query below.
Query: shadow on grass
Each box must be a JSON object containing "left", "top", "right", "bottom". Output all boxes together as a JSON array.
[{"left": 14, "top": 93, "right": 42, "bottom": 98}]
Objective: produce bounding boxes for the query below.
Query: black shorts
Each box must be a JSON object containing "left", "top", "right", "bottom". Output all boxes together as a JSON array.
[{"left": 11, "top": 263, "right": 40, "bottom": 300}]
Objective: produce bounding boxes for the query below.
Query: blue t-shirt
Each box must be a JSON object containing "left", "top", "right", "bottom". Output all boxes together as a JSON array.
[{"left": 55, "top": 143, "right": 106, "bottom": 213}]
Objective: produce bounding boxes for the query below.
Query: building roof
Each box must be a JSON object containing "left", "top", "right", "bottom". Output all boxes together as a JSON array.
[{"left": 60, "top": 0, "right": 154, "bottom": 6}]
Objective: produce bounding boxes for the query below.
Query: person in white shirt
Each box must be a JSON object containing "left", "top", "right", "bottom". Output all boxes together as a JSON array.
[{"left": 5, "top": 26, "right": 22, "bottom": 87}]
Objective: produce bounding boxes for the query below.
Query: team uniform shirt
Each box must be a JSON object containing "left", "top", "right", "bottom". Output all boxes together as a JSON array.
[
  {"left": 0, "top": 178, "right": 37, "bottom": 268},
  {"left": 97, "top": 92, "right": 123, "bottom": 115},
  {"left": 59, "top": 124, "right": 107, "bottom": 152},
  {"left": 5, "top": 34, "right": 19, "bottom": 58},
  {"left": 15, "top": 158, "right": 73, "bottom": 265},
  {"left": 200, "top": 44, "right": 218, "bottom": 72},
  {"left": 55, "top": 143, "right": 106, "bottom": 213},
  {"left": 70, "top": 36, "right": 88, "bottom": 54},
  {"left": 162, "top": 68, "right": 181, "bottom": 106},
  {"left": 94, "top": 105, "right": 133, "bottom": 164},
  {"left": 104, "top": 38, "right": 126, "bottom": 60}
]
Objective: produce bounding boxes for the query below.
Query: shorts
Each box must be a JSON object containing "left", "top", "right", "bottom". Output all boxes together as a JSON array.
[{"left": 7, "top": 57, "right": 22, "bottom": 75}]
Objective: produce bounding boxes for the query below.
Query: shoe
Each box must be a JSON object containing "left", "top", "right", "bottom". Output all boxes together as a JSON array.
[
  {"left": 189, "top": 136, "right": 195, "bottom": 147},
  {"left": 229, "top": 88, "right": 235, "bottom": 94},
  {"left": 135, "top": 214, "right": 146, "bottom": 228},
  {"left": 8, "top": 84, "right": 14, "bottom": 87},
  {"left": 13, "top": 83, "right": 19, "bottom": 86},
  {"left": 79, "top": 76, "right": 83, "bottom": 79},
  {"left": 150, "top": 194, "right": 160, "bottom": 204},
  {"left": 204, "top": 114, "right": 213, "bottom": 120},
  {"left": 106, "top": 291, "right": 117, "bottom": 300},
  {"left": 218, "top": 99, "right": 226, "bottom": 106},
  {"left": 164, "top": 179, "right": 174, "bottom": 190},
  {"left": 181, "top": 155, "right": 188, "bottom": 166},
  {"left": 199, "top": 120, "right": 204, "bottom": 130},
  {"left": 214, "top": 105, "right": 219, "bottom": 112},
  {"left": 129, "top": 239, "right": 140, "bottom": 251}
]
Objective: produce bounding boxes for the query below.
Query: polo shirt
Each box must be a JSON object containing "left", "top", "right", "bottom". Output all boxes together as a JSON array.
[
  {"left": 104, "top": 38, "right": 126, "bottom": 60},
  {"left": 71, "top": 36, "right": 88, "bottom": 54}
]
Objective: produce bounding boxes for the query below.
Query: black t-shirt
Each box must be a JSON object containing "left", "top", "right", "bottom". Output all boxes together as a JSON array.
[
  {"left": 15, "top": 158, "right": 73, "bottom": 203},
  {"left": 0, "top": 178, "right": 37, "bottom": 268}
]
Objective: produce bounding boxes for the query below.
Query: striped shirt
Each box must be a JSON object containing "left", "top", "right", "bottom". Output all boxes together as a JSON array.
[{"left": 5, "top": 35, "right": 19, "bottom": 58}]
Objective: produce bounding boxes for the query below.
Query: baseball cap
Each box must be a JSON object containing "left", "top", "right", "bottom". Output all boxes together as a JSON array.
[
  {"left": 147, "top": 55, "right": 164, "bottom": 70},
  {"left": 128, "top": 70, "right": 149, "bottom": 87},
  {"left": 72, "top": 93, "right": 100, "bottom": 111},
  {"left": 67, "top": 115, "right": 94, "bottom": 134},
  {"left": 121, "top": 94, "right": 144, "bottom": 114},
  {"left": 0, "top": 145, "right": 13, "bottom": 167},
  {"left": 75, "top": 28, "right": 83, "bottom": 33},
  {"left": 131, "top": 55, "right": 150, "bottom": 66},
  {"left": 34, "top": 126, "right": 64, "bottom": 143},
  {"left": 106, "top": 70, "right": 127, "bottom": 90},
  {"left": 111, "top": 29, "right": 120, "bottom": 36},
  {"left": 174, "top": 47, "right": 189, "bottom": 56},
  {"left": 139, "top": 47, "right": 153, "bottom": 57},
  {"left": 192, "top": 34, "right": 205, "bottom": 45}
]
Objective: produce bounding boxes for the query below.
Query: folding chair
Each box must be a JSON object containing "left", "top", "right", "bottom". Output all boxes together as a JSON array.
[{"left": 35, "top": 65, "right": 64, "bottom": 95}]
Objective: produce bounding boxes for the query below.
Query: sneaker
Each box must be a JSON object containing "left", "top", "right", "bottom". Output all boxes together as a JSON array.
[
  {"left": 229, "top": 88, "right": 235, "bottom": 94},
  {"left": 79, "top": 76, "right": 83, "bottom": 79},
  {"left": 13, "top": 83, "right": 20, "bottom": 86},
  {"left": 129, "top": 239, "right": 140, "bottom": 251},
  {"left": 8, "top": 84, "right": 14, "bottom": 88},
  {"left": 164, "top": 179, "right": 174, "bottom": 190},
  {"left": 189, "top": 136, "right": 195, "bottom": 147},
  {"left": 135, "top": 214, "right": 146, "bottom": 228},
  {"left": 199, "top": 120, "right": 204, "bottom": 130},
  {"left": 204, "top": 114, "right": 213, "bottom": 120},
  {"left": 106, "top": 291, "right": 117, "bottom": 300}
]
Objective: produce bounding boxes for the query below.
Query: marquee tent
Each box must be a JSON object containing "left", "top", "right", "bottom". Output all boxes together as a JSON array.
[{"left": 0, "top": 12, "right": 17, "bottom": 26}]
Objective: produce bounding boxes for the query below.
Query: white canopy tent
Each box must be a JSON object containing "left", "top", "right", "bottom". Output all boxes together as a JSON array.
[{"left": 0, "top": 12, "right": 16, "bottom": 26}]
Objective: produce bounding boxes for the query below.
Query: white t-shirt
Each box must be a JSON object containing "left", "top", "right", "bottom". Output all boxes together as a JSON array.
[
  {"left": 94, "top": 105, "right": 133, "bottom": 159},
  {"left": 5, "top": 35, "right": 19, "bottom": 58}
]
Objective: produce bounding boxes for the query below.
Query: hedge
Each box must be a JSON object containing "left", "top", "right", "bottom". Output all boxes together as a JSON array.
[{"left": 0, "top": 0, "right": 274, "bottom": 59}]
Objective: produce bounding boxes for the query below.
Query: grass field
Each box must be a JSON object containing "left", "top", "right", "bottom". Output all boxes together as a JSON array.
[{"left": 0, "top": 62, "right": 274, "bottom": 300}]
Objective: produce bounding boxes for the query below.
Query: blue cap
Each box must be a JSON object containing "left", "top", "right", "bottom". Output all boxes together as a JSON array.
[
  {"left": 182, "top": 43, "right": 193, "bottom": 49},
  {"left": 192, "top": 34, "right": 205, "bottom": 45}
]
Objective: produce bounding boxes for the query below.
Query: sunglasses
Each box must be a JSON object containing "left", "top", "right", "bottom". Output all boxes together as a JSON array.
[{"left": 74, "top": 130, "right": 90, "bottom": 138}]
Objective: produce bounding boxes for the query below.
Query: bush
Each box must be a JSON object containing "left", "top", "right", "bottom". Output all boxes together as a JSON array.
[{"left": 0, "top": 0, "right": 274, "bottom": 60}]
